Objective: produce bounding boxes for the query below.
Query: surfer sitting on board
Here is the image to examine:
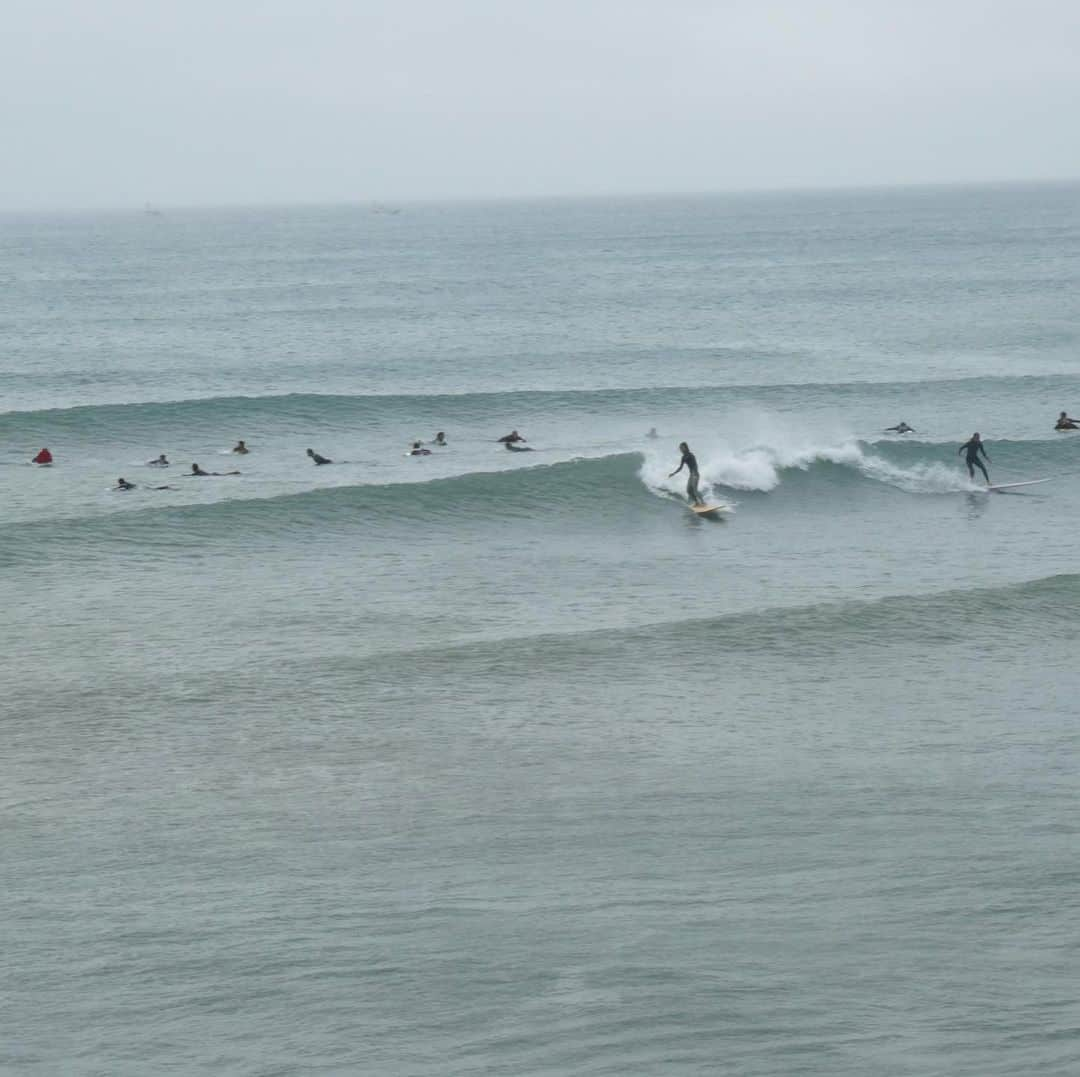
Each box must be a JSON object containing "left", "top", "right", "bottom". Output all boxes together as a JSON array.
[
  {"left": 409, "top": 442, "right": 432, "bottom": 456},
  {"left": 306, "top": 448, "right": 332, "bottom": 465},
  {"left": 497, "top": 430, "right": 525, "bottom": 445},
  {"left": 147, "top": 454, "right": 169, "bottom": 467},
  {"left": 886, "top": 422, "right": 915, "bottom": 434},
  {"left": 958, "top": 433, "right": 990, "bottom": 485},
  {"left": 432, "top": 432, "right": 447, "bottom": 446},
  {"left": 1054, "top": 411, "right": 1079, "bottom": 431},
  {"left": 669, "top": 442, "right": 705, "bottom": 506},
  {"left": 232, "top": 440, "right": 250, "bottom": 454}
]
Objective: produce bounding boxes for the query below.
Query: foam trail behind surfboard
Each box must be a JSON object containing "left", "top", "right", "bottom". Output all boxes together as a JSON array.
[{"left": 985, "top": 478, "right": 1052, "bottom": 492}]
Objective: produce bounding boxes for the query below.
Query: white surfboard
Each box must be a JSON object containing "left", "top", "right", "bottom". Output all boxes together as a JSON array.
[
  {"left": 690, "top": 503, "right": 732, "bottom": 516},
  {"left": 983, "top": 478, "right": 1053, "bottom": 492}
]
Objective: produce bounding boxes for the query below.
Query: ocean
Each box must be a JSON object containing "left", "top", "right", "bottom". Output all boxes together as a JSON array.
[{"left": 3, "top": 184, "right": 1080, "bottom": 1075}]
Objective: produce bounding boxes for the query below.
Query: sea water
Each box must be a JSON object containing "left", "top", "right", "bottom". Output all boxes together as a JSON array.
[{"left": 3, "top": 185, "right": 1080, "bottom": 1075}]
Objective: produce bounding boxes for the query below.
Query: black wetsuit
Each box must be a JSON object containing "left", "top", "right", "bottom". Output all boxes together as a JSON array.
[
  {"left": 673, "top": 449, "right": 702, "bottom": 504},
  {"left": 310, "top": 452, "right": 332, "bottom": 465},
  {"left": 959, "top": 438, "right": 990, "bottom": 483}
]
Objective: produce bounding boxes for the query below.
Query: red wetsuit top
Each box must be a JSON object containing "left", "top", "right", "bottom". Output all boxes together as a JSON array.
[{"left": 33, "top": 449, "right": 53, "bottom": 464}]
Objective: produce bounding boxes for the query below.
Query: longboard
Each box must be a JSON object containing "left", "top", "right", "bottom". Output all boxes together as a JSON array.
[
  {"left": 983, "top": 478, "right": 1052, "bottom": 492},
  {"left": 690, "top": 503, "right": 732, "bottom": 516}
]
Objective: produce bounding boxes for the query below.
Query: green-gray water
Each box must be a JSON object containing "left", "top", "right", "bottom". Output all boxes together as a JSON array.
[{"left": 4, "top": 185, "right": 1080, "bottom": 1075}]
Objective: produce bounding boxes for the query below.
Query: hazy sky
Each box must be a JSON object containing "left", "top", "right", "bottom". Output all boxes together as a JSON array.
[{"left": 4, "top": 0, "right": 1079, "bottom": 209}]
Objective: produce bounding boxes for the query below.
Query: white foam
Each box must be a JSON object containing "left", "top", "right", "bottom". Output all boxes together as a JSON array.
[{"left": 638, "top": 417, "right": 973, "bottom": 499}]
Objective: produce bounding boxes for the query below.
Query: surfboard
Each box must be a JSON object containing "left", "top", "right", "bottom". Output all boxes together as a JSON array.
[
  {"left": 983, "top": 478, "right": 1052, "bottom": 492},
  {"left": 690, "top": 503, "right": 731, "bottom": 516}
]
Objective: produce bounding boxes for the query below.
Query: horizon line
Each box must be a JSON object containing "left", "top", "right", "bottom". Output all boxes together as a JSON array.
[{"left": 2, "top": 174, "right": 1078, "bottom": 216}]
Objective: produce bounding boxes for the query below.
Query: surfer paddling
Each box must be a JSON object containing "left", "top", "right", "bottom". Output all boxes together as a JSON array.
[
  {"left": 886, "top": 421, "right": 916, "bottom": 434},
  {"left": 669, "top": 441, "right": 705, "bottom": 506},
  {"left": 232, "top": 440, "right": 250, "bottom": 455},
  {"left": 306, "top": 448, "right": 332, "bottom": 465},
  {"left": 496, "top": 430, "right": 526, "bottom": 445},
  {"left": 189, "top": 463, "right": 241, "bottom": 476},
  {"left": 114, "top": 477, "right": 172, "bottom": 491},
  {"left": 958, "top": 432, "right": 990, "bottom": 485}
]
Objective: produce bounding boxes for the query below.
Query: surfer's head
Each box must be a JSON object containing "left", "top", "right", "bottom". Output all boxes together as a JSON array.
[{"left": 679, "top": 441, "right": 689, "bottom": 453}]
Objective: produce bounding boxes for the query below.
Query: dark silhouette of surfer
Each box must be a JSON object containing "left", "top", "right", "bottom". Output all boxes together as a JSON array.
[
  {"left": 189, "top": 463, "right": 240, "bottom": 476},
  {"left": 958, "top": 433, "right": 990, "bottom": 484},
  {"left": 669, "top": 442, "right": 705, "bottom": 505}
]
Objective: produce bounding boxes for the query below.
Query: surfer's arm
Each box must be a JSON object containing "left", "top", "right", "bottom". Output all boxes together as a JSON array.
[{"left": 669, "top": 462, "right": 684, "bottom": 477}]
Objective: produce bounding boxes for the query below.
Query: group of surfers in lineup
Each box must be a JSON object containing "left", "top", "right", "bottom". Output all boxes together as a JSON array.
[
  {"left": 27, "top": 431, "right": 534, "bottom": 491},
  {"left": 25, "top": 411, "right": 1080, "bottom": 499}
]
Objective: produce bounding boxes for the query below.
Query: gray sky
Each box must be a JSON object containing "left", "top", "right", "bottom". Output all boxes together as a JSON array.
[{"left": 3, "top": 0, "right": 1079, "bottom": 209}]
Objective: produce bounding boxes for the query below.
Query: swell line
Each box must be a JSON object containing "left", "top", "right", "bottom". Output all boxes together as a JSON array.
[{"left": 3, "top": 371, "right": 1079, "bottom": 425}]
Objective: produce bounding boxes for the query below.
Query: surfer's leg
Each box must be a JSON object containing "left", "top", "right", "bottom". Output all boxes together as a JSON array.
[
  {"left": 687, "top": 474, "right": 702, "bottom": 505},
  {"left": 975, "top": 460, "right": 989, "bottom": 484}
]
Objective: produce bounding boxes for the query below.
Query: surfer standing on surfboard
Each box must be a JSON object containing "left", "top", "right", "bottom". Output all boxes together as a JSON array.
[
  {"left": 958, "top": 432, "right": 990, "bottom": 485},
  {"left": 669, "top": 442, "right": 705, "bottom": 506}
]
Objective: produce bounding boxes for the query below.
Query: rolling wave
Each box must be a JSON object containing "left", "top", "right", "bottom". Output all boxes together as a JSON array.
[
  {"left": 4, "top": 430, "right": 1070, "bottom": 567},
  {"left": 304, "top": 572, "right": 1080, "bottom": 674},
  {"left": 3, "top": 370, "right": 1079, "bottom": 438},
  {"left": 0, "top": 454, "right": 650, "bottom": 566}
]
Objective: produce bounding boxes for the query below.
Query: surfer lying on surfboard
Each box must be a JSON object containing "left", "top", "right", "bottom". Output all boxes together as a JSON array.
[
  {"left": 189, "top": 463, "right": 241, "bottom": 476},
  {"left": 958, "top": 432, "right": 990, "bottom": 485},
  {"left": 669, "top": 441, "right": 705, "bottom": 506}
]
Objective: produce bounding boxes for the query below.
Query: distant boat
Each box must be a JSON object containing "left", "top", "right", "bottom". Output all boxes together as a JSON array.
[
  {"left": 143, "top": 202, "right": 164, "bottom": 217},
  {"left": 371, "top": 203, "right": 401, "bottom": 216}
]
